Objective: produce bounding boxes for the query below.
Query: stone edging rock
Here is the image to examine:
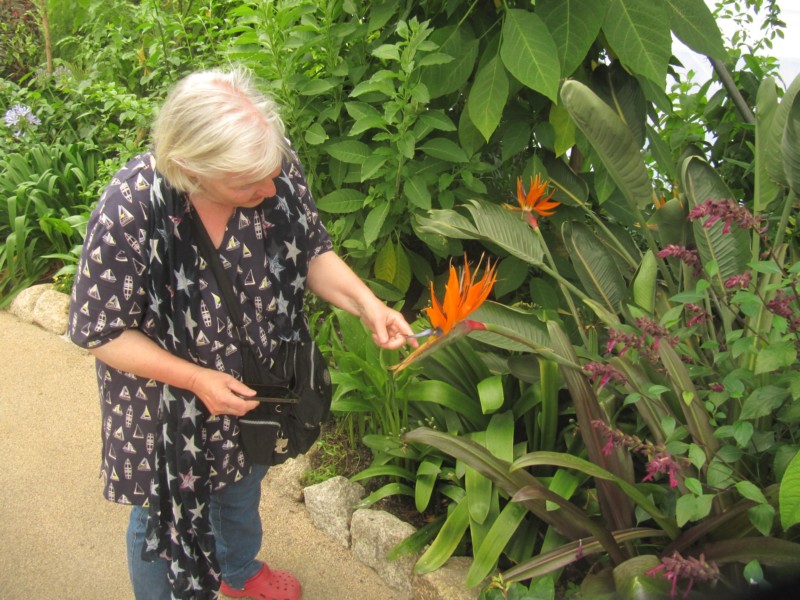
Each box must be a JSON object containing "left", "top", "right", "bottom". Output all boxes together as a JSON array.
[
  {"left": 9, "top": 283, "right": 71, "bottom": 335},
  {"left": 10, "top": 286, "right": 480, "bottom": 600},
  {"left": 269, "top": 458, "right": 479, "bottom": 600}
]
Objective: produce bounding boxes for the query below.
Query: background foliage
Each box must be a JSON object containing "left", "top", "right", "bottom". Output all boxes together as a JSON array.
[{"left": 3, "top": 1, "right": 799, "bottom": 598}]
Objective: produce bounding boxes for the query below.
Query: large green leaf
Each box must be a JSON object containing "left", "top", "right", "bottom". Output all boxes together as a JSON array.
[
  {"left": 755, "top": 78, "right": 781, "bottom": 213},
  {"left": 421, "top": 25, "right": 479, "bottom": 99},
  {"left": 547, "top": 321, "right": 634, "bottom": 532},
  {"left": 325, "top": 140, "right": 371, "bottom": 164},
  {"left": 414, "top": 498, "right": 471, "bottom": 574},
  {"left": 664, "top": 0, "right": 725, "bottom": 60},
  {"left": 632, "top": 250, "right": 657, "bottom": 312},
  {"left": 562, "top": 221, "right": 627, "bottom": 313},
  {"left": 680, "top": 156, "right": 750, "bottom": 286},
  {"left": 538, "top": 0, "right": 609, "bottom": 77},
  {"left": 466, "top": 464, "right": 492, "bottom": 524},
  {"left": 467, "top": 54, "right": 509, "bottom": 143},
  {"left": 403, "top": 428, "right": 590, "bottom": 540},
  {"left": 466, "top": 500, "right": 528, "bottom": 587},
  {"left": 591, "top": 63, "right": 647, "bottom": 147},
  {"left": 414, "top": 209, "right": 479, "bottom": 241},
  {"left": 512, "top": 452, "right": 680, "bottom": 537},
  {"left": 470, "top": 301, "right": 550, "bottom": 352},
  {"left": 405, "top": 379, "right": 485, "bottom": 426},
  {"left": 765, "top": 74, "right": 800, "bottom": 187},
  {"left": 782, "top": 91, "right": 800, "bottom": 195},
  {"left": 560, "top": 80, "right": 654, "bottom": 209},
  {"left": 779, "top": 449, "right": 800, "bottom": 531},
  {"left": 500, "top": 9, "right": 561, "bottom": 102},
  {"left": 463, "top": 199, "right": 545, "bottom": 265},
  {"left": 602, "top": 0, "right": 672, "bottom": 86}
]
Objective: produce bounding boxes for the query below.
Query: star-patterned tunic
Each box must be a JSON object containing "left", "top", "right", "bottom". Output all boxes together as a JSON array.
[{"left": 69, "top": 151, "right": 332, "bottom": 507}]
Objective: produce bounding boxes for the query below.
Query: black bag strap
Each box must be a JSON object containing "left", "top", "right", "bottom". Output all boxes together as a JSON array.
[{"left": 189, "top": 208, "right": 248, "bottom": 343}]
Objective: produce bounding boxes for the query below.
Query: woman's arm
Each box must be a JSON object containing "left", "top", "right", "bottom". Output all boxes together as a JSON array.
[
  {"left": 307, "top": 251, "right": 416, "bottom": 350},
  {"left": 88, "top": 329, "right": 260, "bottom": 416}
]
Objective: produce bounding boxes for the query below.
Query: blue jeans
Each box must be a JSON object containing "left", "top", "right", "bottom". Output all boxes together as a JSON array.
[{"left": 126, "top": 464, "right": 270, "bottom": 600}]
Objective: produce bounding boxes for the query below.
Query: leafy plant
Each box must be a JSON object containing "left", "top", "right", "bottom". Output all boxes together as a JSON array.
[{"left": 398, "top": 71, "right": 800, "bottom": 597}]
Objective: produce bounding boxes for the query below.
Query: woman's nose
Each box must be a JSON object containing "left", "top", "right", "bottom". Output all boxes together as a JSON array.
[{"left": 256, "top": 178, "right": 276, "bottom": 198}]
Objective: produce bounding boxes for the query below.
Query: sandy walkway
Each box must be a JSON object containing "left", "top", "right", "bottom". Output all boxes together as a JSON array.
[{"left": 0, "top": 310, "right": 399, "bottom": 599}]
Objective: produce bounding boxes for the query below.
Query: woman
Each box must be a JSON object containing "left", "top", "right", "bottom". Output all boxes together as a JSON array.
[{"left": 68, "top": 67, "right": 416, "bottom": 600}]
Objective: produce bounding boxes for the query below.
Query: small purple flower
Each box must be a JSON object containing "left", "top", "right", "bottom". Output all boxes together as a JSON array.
[
  {"left": 709, "top": 383, "right": 724, "bottom": 392},
  {"left": 685, "top": 303, "right": 708, "bottom": 327},
  {"left": 4, "top": 104, "right": 41, "bottom": 139}
]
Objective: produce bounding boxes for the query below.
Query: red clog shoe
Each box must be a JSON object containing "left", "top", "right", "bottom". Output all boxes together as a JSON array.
[{"left": 220, "top": 563, "right": 302, "bottom": 600}]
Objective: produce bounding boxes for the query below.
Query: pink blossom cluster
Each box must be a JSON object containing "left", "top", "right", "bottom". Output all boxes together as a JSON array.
[
  {"left": 591, "top": 420, "right": 688, "bottom": 489},
  {"left": 766, "top": 289, "right": 800, "bottom": 333},
  {"left": 688, "top": 198, "right": 761, "bottom": 234},
  {"left": 605, "top": 317, "right": 678, "bottom": 364},
  {"left": 658, "top": 245, "right": 701, "bottom": 276},
  {"left": 582, "top": 362, "right": 627, "bottom": 388},
  {"left": 645, "top": 551, "right": 720, "bottom": 598}
]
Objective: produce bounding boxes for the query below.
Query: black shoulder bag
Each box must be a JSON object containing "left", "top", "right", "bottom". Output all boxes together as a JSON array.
[{"left": 191, "top": 211, "right": 331, "bottom": 466}]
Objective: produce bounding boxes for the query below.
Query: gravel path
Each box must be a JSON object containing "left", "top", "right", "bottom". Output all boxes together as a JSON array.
[{"left": 0, "top": 310, "right": 400, "bottom": 600}]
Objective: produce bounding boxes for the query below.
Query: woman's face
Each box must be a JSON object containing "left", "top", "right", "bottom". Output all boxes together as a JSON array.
[{"left": 196, "top": 164, "right": 282, "bottom": 208}]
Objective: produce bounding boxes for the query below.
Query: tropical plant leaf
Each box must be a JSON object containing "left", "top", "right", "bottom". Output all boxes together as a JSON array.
[
  {"left": 702, "top": 537, "right": 800, "bottom": 568},
  {"left": 782, "top": 90, "right": 800, "bottom": 195},
  {"left": 467, "top": 54, "right": 509, "bottom": 143},
  {"left": 602, "top": 0, "right": 671, "bottom": 86},
  {"left": 500, "top": 9, "right": 561, "bottom": 102},
  {"left": 590, "top": 62, "right": 647, "bottom": 147},
  {"left": 779, "top": 449, "right": 800, "bottom": 531},
  {"left": 664, "top": 0, "right": 726, "bottom": 60},
  {"left": 414, "top": 498, "right": 471, "bottom": 574},
  {"left": 632, "top": 250, "right": 657, "bottom": 312},
  {"left": 470, "top": 301, "right": 550, "bottom": 351},
  {"left": 463, "top": 199, "right": 545, "bottom": 265},
  {"left": 421, "top": 25, "right": 479, "bottom": 99},
  {"left": 765, "top": 73, "right": 800, "bottom": 187},
  {"left": 560, "top": 80, "right": 654, "bottom": 210},
  {"left": 562, "top": 221, "right": 628, "bottom": 313},
  {"left": 755, "top": 78, "right": 781, "bottom": 213},
  {"left": 466, "top": 500, "right": 528, "bottom": 587},
  {"left": 680, "top": 156, "right": 750, "bottom": 286},
  {"left": 537, "top": 0, "right": 609, "bottom": 77},
  {"left": 501, "top": 528, "right": 668, "bottom": 582}
]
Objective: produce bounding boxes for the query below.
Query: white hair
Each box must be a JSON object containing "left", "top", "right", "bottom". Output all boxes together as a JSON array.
[{"left": 152, "top": 66, "right": 290, "bottom": 194}]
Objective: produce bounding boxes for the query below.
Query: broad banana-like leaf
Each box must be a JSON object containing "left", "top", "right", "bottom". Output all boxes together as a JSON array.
[
  {"left": 647, "top": 198, "right": 689, "bottom": 249},
  {"left": 782, "top": 91, "right": 800, "bottom": 195},
  {"left": 466, "top": 500, "right": 528, "bottom": 587},
  {"left": 755, "top": 78, "right": 781, "bottom": 214},
  {"left": 501, "top": 528, "right": 667, "bottom": 583},
  {"left": 560, "top": 80, "right": 654, "bottom": 210},
  {"left": 542, "top": 155, "right": 590, "bottom": 208},
  {"left": 680, "top": 156, "right": 750, "bottom": 286},
  {"left": 562, "top": 221, "right": 628, "bottom": 313},
  {"left": 547, "top": 321, "right": 635, "bottom": 532},
  {"left": 512, "top": 452, "right": 680, "bottom": 538},
  {"left": 765, "top": 73, "right": 800, "bottom": 188},
  {"left": 590, "top": 62, "right": 647, "bottom": 147},
  {"left": 631, "top": 250, "right": 657, "bottom": 313},
  {"left": 415, "top": 201, "right": 545, "bottom": 266},
  {"left": 470, "top": 301, "right": 550, "bottom": 352}
]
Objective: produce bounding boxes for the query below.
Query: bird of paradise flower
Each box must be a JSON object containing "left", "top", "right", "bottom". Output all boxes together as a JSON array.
[
  {"left": 503, "top": 175, "right": 560, "bottom": 229},
  {"left": 389, "top": 255, "right": 497, "bottom": 373}
]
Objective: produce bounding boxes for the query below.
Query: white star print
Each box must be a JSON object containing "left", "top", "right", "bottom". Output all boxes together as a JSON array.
[
  {"left": 285, "top": 238, "right": 301, "bottom": 264},
  {"left": 290, "top": 273, "right": 306, "bottom": 293}
]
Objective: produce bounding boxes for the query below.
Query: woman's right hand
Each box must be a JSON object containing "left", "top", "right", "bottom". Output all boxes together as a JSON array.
[{"left": 188, "top": 368, "right": 261, "bottom": 417}]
